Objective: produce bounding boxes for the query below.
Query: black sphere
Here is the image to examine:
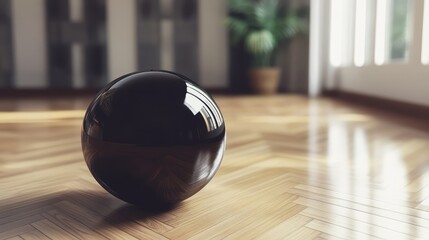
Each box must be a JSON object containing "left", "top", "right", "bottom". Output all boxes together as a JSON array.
[{"left": 82, "top": 70, "right": 226, "bottom": 208}]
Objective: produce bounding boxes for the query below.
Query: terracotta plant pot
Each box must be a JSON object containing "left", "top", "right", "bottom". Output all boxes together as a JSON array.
[{"left": 249, "top": 68, "right": 280, "bottom": 94}]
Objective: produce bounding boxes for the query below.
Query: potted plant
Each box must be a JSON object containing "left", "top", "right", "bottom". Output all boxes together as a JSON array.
[{"left": 226, "top": 0, "right": 307, "bottom": 94}]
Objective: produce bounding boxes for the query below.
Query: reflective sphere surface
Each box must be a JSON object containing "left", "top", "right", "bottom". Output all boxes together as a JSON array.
[{"left": 82, "top": 70, "right": 226, "bottom": 208}]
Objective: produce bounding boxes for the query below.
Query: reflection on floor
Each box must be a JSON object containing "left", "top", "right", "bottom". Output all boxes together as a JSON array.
[{"left": 1, "top": 95, "right": 429, "bottom": 239}]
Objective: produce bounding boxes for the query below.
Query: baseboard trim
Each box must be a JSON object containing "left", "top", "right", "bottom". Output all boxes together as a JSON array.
[{"left": 324, "top": 90, "right": 429, "bottom": 119}]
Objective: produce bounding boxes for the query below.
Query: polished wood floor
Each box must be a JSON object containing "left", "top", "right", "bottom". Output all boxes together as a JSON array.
[{"left": 1, "top": 95, "right": 429, "bottom": 239}]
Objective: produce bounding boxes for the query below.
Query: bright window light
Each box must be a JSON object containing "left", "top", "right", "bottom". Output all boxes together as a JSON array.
[
  {"left": 375, "top": 0, "right": 388, "bottom": 65},
  {"left": 329, "top": 0, "right": 343, "bottom": 67},
  {"left": 309, "top": 0, "right": 321, "bottom": 96},
  {"left": 422, "top": 0, "right": 429, "bottom": 64},
  {"left": 354, "top": 0, "right": 367, "bottom": 67}
]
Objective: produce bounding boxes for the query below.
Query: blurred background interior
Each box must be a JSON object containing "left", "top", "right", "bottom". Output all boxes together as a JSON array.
[
  {"left": 1, "top": 0, "right": 427, "bottom": 107},
  {"left": 0, "top": 0, "right": 309, "bottom": 94},
  {"left": 0, "top": 0, "right": 428, "bottom": 108}
]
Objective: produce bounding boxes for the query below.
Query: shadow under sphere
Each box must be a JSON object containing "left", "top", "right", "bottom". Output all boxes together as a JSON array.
[{"left": 82, "top": 70, "right": 226, "bottom": 209}]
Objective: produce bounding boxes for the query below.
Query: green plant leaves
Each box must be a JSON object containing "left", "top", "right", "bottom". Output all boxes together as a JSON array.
[
  {"left": 246, "top": 30, "right": 275, "bottom": 55},
  {"left": 228, "top": 0, "right": 253, "bottom": 15},
  {"left": 275, "top": 15, "right": 306, "bottom": 41},
  {"left": 227, "top": 0, "right": 308, "bottom": 66},
  {"left": 226, "top": 17, "right": 249, "bottom": 44}
]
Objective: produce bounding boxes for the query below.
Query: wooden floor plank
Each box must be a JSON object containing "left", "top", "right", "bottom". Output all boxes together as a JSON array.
[
  {"left": 305, "top": 219, "right": 380, "bottom": 240},
  {"left": 31, "top": 219, "right": 79, "bottom": 240},
  {"left": 0, "top": 225, "right": 36, "bottom": 240},
  {"left": 41, "top": 208, "right": 108, "bottom": 239},
  {"left": 19, "top": 229, "right": 51, "bottom": 240},
  {"left": 301, "top": 207, "right": 423, "bottom": 239}
]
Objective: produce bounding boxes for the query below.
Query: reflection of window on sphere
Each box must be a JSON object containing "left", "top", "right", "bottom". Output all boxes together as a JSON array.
[{"left": 184, "top": 83, "right": 223, "bottom": 132}]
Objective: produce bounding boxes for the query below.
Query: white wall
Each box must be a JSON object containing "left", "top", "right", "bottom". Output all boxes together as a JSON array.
[
  {"left": 107, "top": 0, "right": 137, "bottom": 80},
  {"left": 339, "top": 64, "right": 429, "bottom": 105},
  {"left": 198, "top": 0, "right": 229, "bottom": 88},
  {"left": 12, "top": 0, "right": 47, "bottom": 88}
]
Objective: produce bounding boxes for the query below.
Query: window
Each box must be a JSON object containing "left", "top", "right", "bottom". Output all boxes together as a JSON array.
[
  {"left": 422, "top": 0, "right": 429, "bottom": 64},
  {"left": 375, "top": 0, "right": 411, "bottom": 65},
  {"left": 354, "top": 0, "right": 368, "bottom": 66},
  {"left": 388, "top": 0, "right": 411, "bottom": 61},
  {"left": 375, "top": 0, "right": 388, "bottom": 65},
  {"left": 331, "top": 0, "right": 415, "bottom": 66}
]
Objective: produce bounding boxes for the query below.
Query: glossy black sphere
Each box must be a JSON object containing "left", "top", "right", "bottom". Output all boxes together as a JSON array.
[{"left": 82, "top": 70, "right": 226, "bottom": 208}]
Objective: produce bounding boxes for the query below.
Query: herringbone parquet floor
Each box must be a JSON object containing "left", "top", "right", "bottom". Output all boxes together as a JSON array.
[{"left": 1, "top": 95, "right": 429, "bottom": 239}]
